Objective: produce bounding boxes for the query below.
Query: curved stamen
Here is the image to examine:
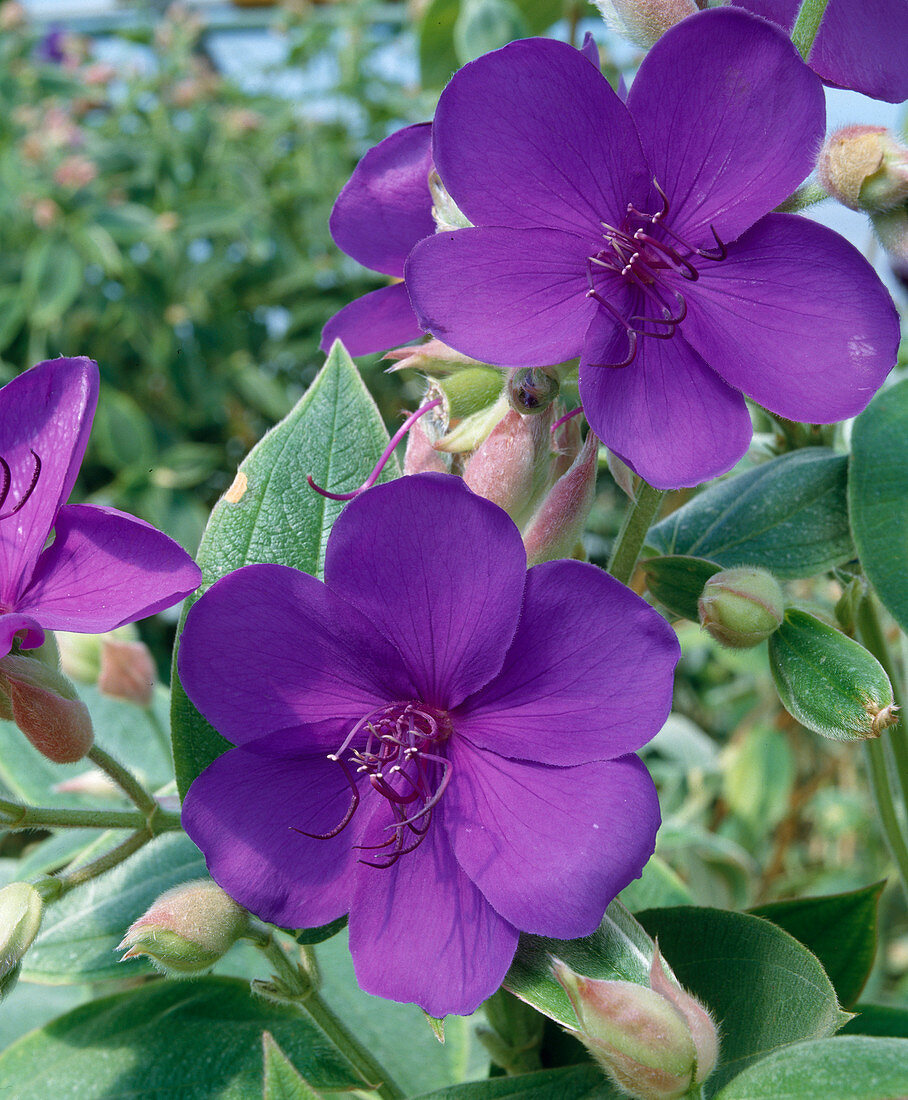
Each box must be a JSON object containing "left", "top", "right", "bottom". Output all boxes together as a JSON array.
[
  {"left": 551, "top": 406, "right": 583, "bottom": 434},
  {"left": 0, "top": 450, "right": 41, "bottom": 522},
  {"left": 654, "top": 217, "right": 727, "bottom": 262},
  {"left": 307, "top": 398, "right": 442, "bottom": 501},
  {"left": 587, "top": 327, "right": 638, "bottom": 370},
  {"left": 293, "top": 755, "right": 360, "bottom": 840},
  {"left": 632, "top": 231, "right": 699, "bottom": 281}
]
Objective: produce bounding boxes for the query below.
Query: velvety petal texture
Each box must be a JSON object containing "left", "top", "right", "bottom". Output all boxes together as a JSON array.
[
  {"left": 319, "top": 283, "right": 423, "bottom": 356},
  {"left": 736, "top": 0, "right": 908, "bottom": 102},
  {"left": 179, "top": 474, "right": 678, "bottom": 1015}
]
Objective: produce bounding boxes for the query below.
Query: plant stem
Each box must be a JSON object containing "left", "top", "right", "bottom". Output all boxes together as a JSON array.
[
  {"left": 607, "top": 480, "right": 665, "bottom": 586},
  {"left": 0, "top": 799, "right": 182, "bottom": 832},
  {"left": 252, "top": 933, "right": 404, "bottom": 1099},
  {"left": 864, "top": 738, "right": 908, "bottom": 899},
  {"left": 33, "top": 827, "right": 154, "bottom": 903},
  {"left": 88, "top": 744, "right": 158, "bottom": 816},
  {"left": 791, "top": 0, "right": 830, "bottom": 59},
  {"left": 776, "top": 182, "right": 829, "bottom": 213}
]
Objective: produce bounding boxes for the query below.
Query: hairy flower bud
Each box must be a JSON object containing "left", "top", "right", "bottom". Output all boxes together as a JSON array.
[
  {"left": 384, "top": 338, "right": 481, "bottom": 379},
  {"left": 118, "top": 879, "right": 249, "bottom": 975},
  {"left": 403, "top": 420, "right": 450, "bottom": 476},
  {"left": 0, "top": 654, "right": 93, "bottom": 763},
  {"left": 463, "top": 408, "right": 556, "bottom": 527},
  {"left": 591, "top": 0, "right": 699, "bottom": 48},
  {"left": 698, "top": 567, "right": 784, "bottom": 649},
  {"left": 0, "top": 883, "right": 43, "bottom": 1003},
  {"left": 98, "top": 638, "right": 156, "bottom": 706},
  {"left": 506, "top": 367, "right": 561, "bottom": 415},
  {"left": 554, "top": 947, "right": 718, "bottom": 1099},
  {"left": 818, "top": 126, "right": 908, "bottom": 213},
  {"left": 523, "top": 429, "right": 599, "bottom": 565}
]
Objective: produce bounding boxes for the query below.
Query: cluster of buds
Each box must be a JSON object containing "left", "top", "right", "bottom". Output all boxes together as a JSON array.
[{"left": 554, "top": 947, "right": 718, "bottom": 1100}]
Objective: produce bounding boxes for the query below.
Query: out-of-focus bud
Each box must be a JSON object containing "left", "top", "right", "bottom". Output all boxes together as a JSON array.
[
  {"left": 53, "top": 769, "right": 121, "bottom": 799},
  {"left": 53, "top": 154, "right": 97, "bottom": 189},
  {"left": 82, "top": 61, "right": 117, "bottom": 86},
  {"left": 506, "top": 367, "right": 561, "bottom": 415},
  {"left": 58, "top": 625, "right": 138, "bottom": 685},
  {"left": 403, "top": 420, "right": 450, "bottom": 476},
  {"left": 118, "top": 879, "right": 249, "bottom": 976},
  {"left": 591, "top": 0, "right": 698, "bottom": 49},
  {"left": 0, "top": 883, "right": 43, "bottom": 1002},
  {"left": 384, "top": 338, "right": 481, "bottom": 378},
  {"left": 98, "top": 638, "right": 156, "bottom": 706},
  {"left": 0, "top": 2, "right": 27, "bottom": 30},
  {"left": 464, "top": 407, "right": 556, "bottom": 528},
  {"left": 698, "top": 567, "right": 784, "bottom": 649},
  {"left": 553, "top": 947, "right": 718, "bottom": 1100},
  {"left": 0, "top": 654, "right": 93, "bottom": 763},
  {"left": 523, "top": 429, "right": 598, "bottom": 565},
  {"left": 32, "top": 198, "right": 61, "bottom": 229},
  {"left": 872, "top": 204, "right": 908, "bottom": 276},
  {"left": 429, "top": 170, "right": 472, "bottom": 231},
  {"left": 818, "top": 126, "right": 908, "bottom": 213}
]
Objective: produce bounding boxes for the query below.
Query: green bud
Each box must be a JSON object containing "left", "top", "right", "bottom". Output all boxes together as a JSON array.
[
  {"left": 118, "top": 879, "right": 249, "bottom": 975},
  {"left": 697, "top": 567, "right": 784, "bottom": 648},
  {"left": 506, "top": 367, "right": 560, "bottom": 415},
  {"left": 0, "top": 882, "right": 43, "bottom": 1002}
]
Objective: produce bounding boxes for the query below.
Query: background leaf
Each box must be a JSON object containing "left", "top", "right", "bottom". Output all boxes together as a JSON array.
[
  {"left": 641, "top": 555, "right": 721, "bottom": 621},
  {"left": 414, "top": 1065, "right": 619, "bottom": 1099}
]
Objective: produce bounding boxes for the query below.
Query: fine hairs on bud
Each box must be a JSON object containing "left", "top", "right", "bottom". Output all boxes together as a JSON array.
[
  {"left": 818, "top": 126, "right": 908, "bottom": 213},
  {"left": 591, "top": 0, "right": 699, "bottom": 49}
]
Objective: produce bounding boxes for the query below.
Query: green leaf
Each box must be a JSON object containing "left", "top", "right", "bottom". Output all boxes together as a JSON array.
[
  {"left": 842, "top": 1004, "right": 908, "bottom": 1039},
  {"left": 170, "top": 342, "right": 396, "bottom": 799},
  {"left": 504, "top": 900, "right": 654, "bottom": 1029},
  {"left": 647, "top": 450, "right": 854, "bottom": 579},
  {"left": 262, "top": 1032, "right": 323, "bottom": 1099},
  {"left": 453, "top": 0, "right": 528, "bottom": 65},
  {"left": 22, "top": 833, "right": 206, "bottom": 984},
  {"left": 91, "top": 387, "right": 157, "bottom": 470},
  {"left": 849, "top": 377, "right": 908, "bottom": 633},
  {"left": 768, "top": 609, "right": 894, "bottom": 741},
  {"left": 418, "top": 0, "right": 462, "bottom": 87},
  {"left": 0, "top": 977, "right": 362, "bottom": 1098},
  {"left": 637, "top": 907, "right": 849, "bottom": 1094},
  {"left": 21, "top": 240, "right": 84, "bottom": 328},
  {"left": 749, "top": 883, "right": 883, "bottom": 1008},
  {"left": 713, "top": 1036, "right": 908, "bottom": 1099},
  {"left": 511, "top": 0, "right": 563, "bottom": 33},
  {"left": 641, "top": 555, "right": 722, "bottom": 620},
  {"left": 619, "top": 854, "right": 693, "bottom": 912},
  {"left": 723, "top": 728, "right": 795, "bottom": 830},
  {"left": 414, "top": 1065, "right": 619, "bottom": 1099}
]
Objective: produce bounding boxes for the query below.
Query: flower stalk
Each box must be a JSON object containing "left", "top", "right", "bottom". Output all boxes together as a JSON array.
[
  {"left": 791, "top": 0, "right": 831, "bottom": 59},
  {"left": 87, "top": 744, "right": 158, "bottom": 817},
  {"left": 608, "top": 481, "right": 665, "bottom": 587},
  {"left": 0, "top": 799, "right": 182, "bottom": 833}
]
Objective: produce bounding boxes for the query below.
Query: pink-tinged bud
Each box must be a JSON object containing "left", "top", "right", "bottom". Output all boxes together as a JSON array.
[
  {"left": 523, "top": 430, "right": 599, "bottom": 566},
  {"left": 384, "top": 338, "right": 481, "bottom": 378},
  {"left": 53, "top": 769, "right": 121, "bottom": 799},
  {"left": 118, "top": 879, "right": 249, "bottom": 975},
  {"left": 506, "top": 367, "right": 561, "bottom": 415},
  {"left": 591, "top": 0, "right": 699, "bottom": 48},
  {"left": 818, "top": 126, "right": 908, "bottom": 213},
  {"left": 698, "top": 567, "right": 784, "bottom": 649},
  {"left": 53, "top": 155, "right": 97, "bottom": 189},
  {"left": 553, "top": 948, "right": 718, "bottom": 1100},
  {"left": 403, "top": 420, "right": 450, "bottom": 476},
  {"left": 0, "top": 655, "right": 93, "bottom": 764},
  {"left": 0, "top": 883, "right": 43, "bottom": 1002},
  {"left": 98, "top": 638, "right": 156, "bottom": 706},
  {"left": 608, "top": 449, "right": 640, "bottom": 500},
  {"left": 464, "top": 407, "right": 556, "bottom": 528}
]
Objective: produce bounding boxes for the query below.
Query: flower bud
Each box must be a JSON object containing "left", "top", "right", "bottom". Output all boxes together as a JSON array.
[
  {"left": 872, "top": 205, "right": 908, "bottom": 273},
  {"left": 818, "top": 126, "right": 908, "bottom": 213},
  {"left": 697, "top": 567, "right": 784, "bottom": 649},
  {"left": 118, "top": 879, "right": 249, "bottom": 975},
  {"left": 506, "top": 367, "right": 561, "bottom": 415},
  {"left": 0, "top": 654, "right": 93, "bottom": 763},
  {"left": 384, "top": 338, "right": 481, "bottom": 378},
  {"left": 523, "top": 429, "right": 599, "bottom": 565},
  {"left": 98, "top": 638, "right": 156, "bottom": 706},
  {"left": 591, "top": 0, "right": 699, "bottom": 49},
  {"left": 553, "top": 947, "right": 718, "bottom": 1100},
  {"left": 403, "top": 420, "right": 450, "bottom": 476},
  {"left": 464, "top": 407, "right": 556, "bottom": 527},
  {"left": 0, "top": 883, "right": 43, "bottom": 1003}
]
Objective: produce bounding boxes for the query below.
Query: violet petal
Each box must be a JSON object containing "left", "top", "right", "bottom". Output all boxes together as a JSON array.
[
  {"left": 0, "top": 612, "right": 44, "bottom": 660},
  {"left": 319, "top": 282, "right": 424, "bottom": 357}
]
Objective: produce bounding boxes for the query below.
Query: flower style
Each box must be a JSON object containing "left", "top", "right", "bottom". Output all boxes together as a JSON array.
[
  {"left": 0, "top": 357, "right": 201, "bottom": 661},
  {"left": 320, "top": 123, "right": 435, "bottom": 357},
  {"left": 178, "top": 474, "right": 679, "bottom": 1017},
  {"left": 734, "top": 0, "right": 908, "bottom": 103},
  {"left": 406, "top": 9, "right": 900, "bottom": 490}
]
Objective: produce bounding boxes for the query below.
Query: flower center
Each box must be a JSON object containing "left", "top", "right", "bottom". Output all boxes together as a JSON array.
[
  {"left": 298, "top": 701, "right": 454, "bottom": 869},
  {"left": 585, "top": 179, "right": 726, "bottom": 368},
  {"left": 0, "top": 450, "right": 42, "bottom": 523}
]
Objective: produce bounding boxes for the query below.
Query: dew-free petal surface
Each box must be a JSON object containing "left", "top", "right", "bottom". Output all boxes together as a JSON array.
[
  {"left": 178, "top": 563, "right": 414, "bottom": 747},
  {"left": 627, "top": 8, "right": 825, "bottom": 246},
  {"left": 681, "top": 214, "right": 899, "bottom": 423},
  {"left": 324, "top": 475, "right": 527, "bottom": 710},
  {"left": 447, "top": 745, "right": 659, "bottom": 938},
  {"left": 319, "top": 282, "right": 424, "bottom": 356},
  {"left": 0, "top": 612, "right": 44, "bottom": 660},
  {"left": 454, "top": 560, "right": 679, "bottom": 764}
]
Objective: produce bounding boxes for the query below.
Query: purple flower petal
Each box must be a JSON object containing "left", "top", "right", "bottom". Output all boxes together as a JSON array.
[
  {"left": 433, "top": 37, "right": 651, "bottom": 236},
  {"left": 681, "top": 214, "right": 900, "bottom": 423},
  {"left": 181, "top": 729, "right": 361, "bottom": 929},
  {"left": 446, "top": 745, "right": 659, "bottom": 938},
  {"left": 627, "top": 8, "right": 825, "bottom": 246},
  {"left": 178, "top": 563, "right": 415, "bottom": 747},
  {"left": 0, "top": 612, "right": 44, "bottom": 660},
  {"left": 324, "top": 475, "right": 527, "bottom": 710},
  {"left": 406, "top": 226, "right": 595, "bottom": 366},
  {"left": 319, "top": 282, "right": 423, "bottom": 356},
  {"left": 330, "top": 123, "right": 434, "bottom": 277},
  {"left": 348, "top": 799, "right": 519, "bottom": 1016},
  {"left": 0, "top": 358, "right": 97, "bottom": 610},
  {"left": 578, "top": 317, "right": 754, "bottom": 490},
  {"left": 18, "top": 504, "right": 200, "bottom": 633},
  {"left": 454, "top": 560, "right": 679, "bottom": 764},
  {"left": 736, "top": 0, "right": 908, "bottom": 102}
]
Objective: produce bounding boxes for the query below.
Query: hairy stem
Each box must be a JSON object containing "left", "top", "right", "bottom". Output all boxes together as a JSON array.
[
  {"left": 791, "top": 0, "right": 830, "bottom": 59},
  {"left": 776, "top": 182, "right": 829, "bottom": 213},
  {"left": 607, "top": 480, "right": 665, "bottom": 586},
  {"left": 0, "top": 800, "right": 181, "bottom": 832},
  {"left": 88, "top": 744, "right": 158, "bottom": 816}
]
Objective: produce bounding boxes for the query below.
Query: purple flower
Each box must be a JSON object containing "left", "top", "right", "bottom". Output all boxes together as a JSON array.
[
  {"left": 734, "top": 0, "right": 908, "bottom": 103},
  {"left": 0, "top": 357, "right": 201, "bottom": 660},
  {"left": 178, "top": 474, "right": 679, "bottom": 1016},
  {"left": 406, "top": 9, "right": 900, "bottom": 490},
  {"left": 320, "top": 123, "right": 435, "bottom": 357}
]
